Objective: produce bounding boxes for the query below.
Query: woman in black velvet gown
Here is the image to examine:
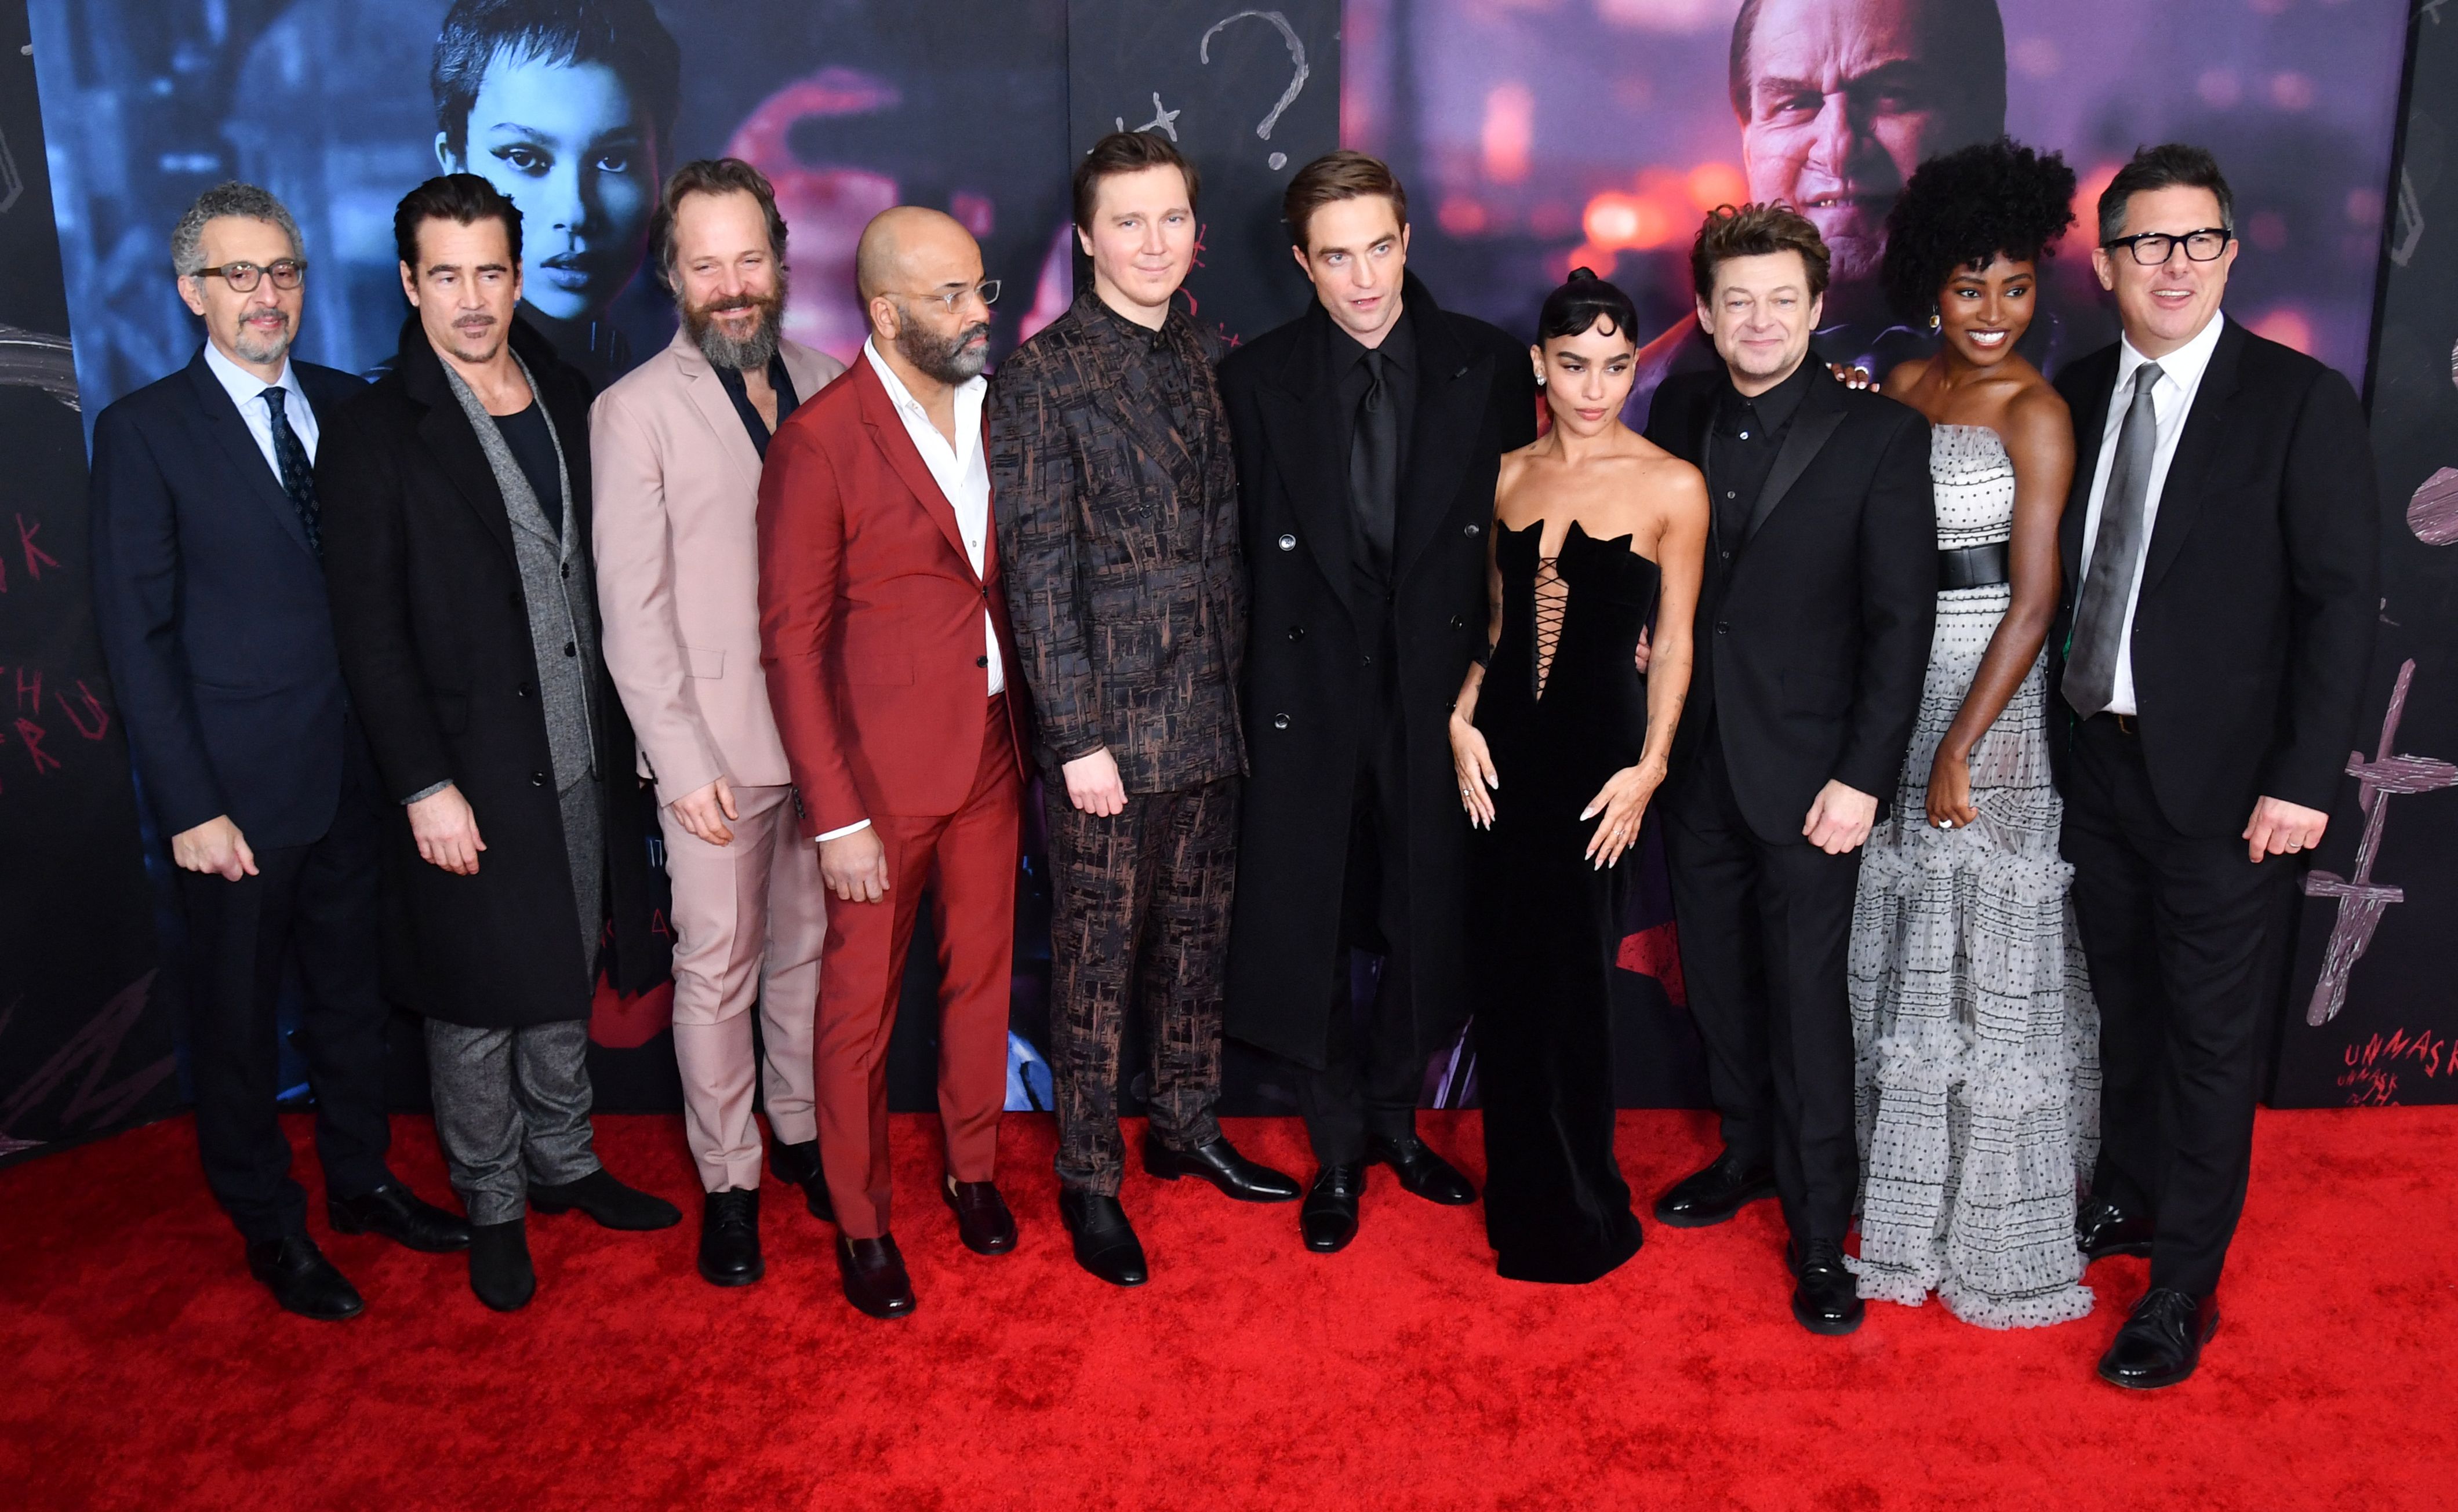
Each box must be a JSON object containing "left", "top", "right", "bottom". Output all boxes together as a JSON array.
[{"left": 1448, "top": 270, "right": 1707, "bottom": 1284}]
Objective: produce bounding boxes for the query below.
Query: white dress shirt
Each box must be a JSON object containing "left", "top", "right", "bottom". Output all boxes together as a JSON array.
[
  {"left": 2072, "top": 311, "right": 2226, "bottom": 716},
  {"left": 202, "top": 340, "right": 318, "bottom": 473},
  {"left": 816, "top": 341, "right": 1005, "bottom": 845}
]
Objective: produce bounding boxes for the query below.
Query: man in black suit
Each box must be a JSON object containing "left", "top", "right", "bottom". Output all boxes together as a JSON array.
[
  {"left": 88, "top": 183, "right": 467, "bottom": 1322},
  {"left": 2055, "top": 145, "right": 2376, "bottom": 1390},
  {"left": 1220, "top": 152, "right": 1537, "bottom": 1253},
  {"left": 321, "top": 174, "right": 677, "bottom": 1313},
  {"left": 1642, "top": 204, "right": 1935, "bottom": 1335}
]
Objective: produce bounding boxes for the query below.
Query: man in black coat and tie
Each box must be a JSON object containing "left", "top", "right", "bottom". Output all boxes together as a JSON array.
[
  {"left": 1642, "top": 204, "right": 1936, "bottom": 1335},
  {"left": 88, "top": 183, "right": 467, "bottom": 1322},
  {"left": 1220, "top": 153, "right": 1537, "bottom": 1253},
  {"left": 2054, "top": 145, "right": 2376, "bottom": 1390},
  {"left": 321, "top": 175, "right": 677, "bottom": 1313}
]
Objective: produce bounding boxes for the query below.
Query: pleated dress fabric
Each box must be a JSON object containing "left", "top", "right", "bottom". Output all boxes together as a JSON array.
[
  {"left": 1846, "top": 424, "right": 2101, "bottom": 1329},
  {"left": 1471, "top": 520, "right": 1656, "bottom": 1284}
]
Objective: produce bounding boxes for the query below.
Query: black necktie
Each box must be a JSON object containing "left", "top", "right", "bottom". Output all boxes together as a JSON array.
[
  {"left": 260, "top": 385, "right": 320, "bottom": 558},
  {"left": 1350, "top": 348, "right": 1398, "bottom": 582}
]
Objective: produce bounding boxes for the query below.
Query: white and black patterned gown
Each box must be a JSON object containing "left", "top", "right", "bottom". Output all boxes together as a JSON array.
[{"left": 1845, "top": 423, "right": 2101, "bottom": 1329}]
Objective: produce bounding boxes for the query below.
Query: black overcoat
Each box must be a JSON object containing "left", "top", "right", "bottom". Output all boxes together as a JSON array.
[
  {"left": 318, "top": 315, "right": 660, "bottom": 1028},
  {"left": 1219, "top": 274, "right": 1540, "bottom": 1069}
]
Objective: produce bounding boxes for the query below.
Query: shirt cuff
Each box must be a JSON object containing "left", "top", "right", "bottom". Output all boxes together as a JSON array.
[
  {"left": 815, "top": 818, "right": 872, "bottom": 843},
  {"left": 402, "top": 780, "right": 452, "bottom": 805}
]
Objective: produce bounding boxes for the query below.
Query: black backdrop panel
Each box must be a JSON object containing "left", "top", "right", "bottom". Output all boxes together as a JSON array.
[{"left": 2274, "top": 1, "right": 2458, "bottom": 1108}]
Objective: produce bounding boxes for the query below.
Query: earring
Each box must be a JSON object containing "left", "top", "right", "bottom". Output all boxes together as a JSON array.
[
  {"left": 1535, "top": 372, "right": 1546, "bottom": 386},
  {"left": 1928, "top": 308, "right": 1941, "bottom": 333}
]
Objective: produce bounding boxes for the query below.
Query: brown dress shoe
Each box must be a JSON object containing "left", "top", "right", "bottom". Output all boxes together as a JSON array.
[
  {"left": 942, "top": 1176, "right": 1018, "bottom": 1255},
  {"left": 835, "top": 1234, "right": 916, "bottom": 1320}
]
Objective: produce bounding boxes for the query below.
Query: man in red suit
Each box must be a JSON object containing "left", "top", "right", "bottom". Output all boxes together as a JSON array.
[{"left": 756, "top": 206, "right": 1024, "bottom": 1320}]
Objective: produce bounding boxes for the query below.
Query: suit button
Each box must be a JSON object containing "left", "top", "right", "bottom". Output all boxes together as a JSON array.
[
  {"left": 1272, "top": 713, "right": 1290, "bottom": 730},
  {"left": 1715, "top": 621, "right": 1729, "bottom": 635},
  {"left": 1278, "top": 533, "right": 1296, "bottom": 551},
  {"left": 980, "top": 585, "right": 989, "bottom": 597},
  {"left": 515, "top": 684, "right": 529, "bottom": 699},
  {"left": 563, "top": 642, "right": 576, "bottom": 657},
  {"left": 1464, "top": 523, "right": 1481, "bottom": 537},
  {"left": 1720, "top": 551, "right": 1732, "bottom": 562},
  {"left": 1361, "top": 654, "right": 1372, "bottom": 666},
  {"left": 560, "top": 562, "right": 570, "bottom": 579},
  {"left": 1449, "top": 614, "right": 1466, "bottom": 629},
  {"left": 530, "top": 771, "right": 547, "bottom": 786},
  {"left": 976, "top": 655, "right": 988, "bottom": 668},
  {"left": 1288, "top": 624, "right": 1305, "bottom": 641}
]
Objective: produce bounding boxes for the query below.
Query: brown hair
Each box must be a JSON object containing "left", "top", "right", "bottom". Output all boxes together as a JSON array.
[
  {"left": 650, "top": 158, "right": 788, "bottom": 293},
  {"left": 1689, "top": 202, "right": 1832, "bottom": 301},
  {"left": 1072, "top": 130, "right": 1200, "bottom": 234},
  {"left": 1282, "top": 150, "right": 1408, "bottom": 252}
]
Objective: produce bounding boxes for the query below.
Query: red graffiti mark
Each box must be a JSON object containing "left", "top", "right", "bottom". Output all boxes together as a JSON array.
[
  {"left": 15, "top": 665, "right": 41, "bottom": 715},
  {"left": 16, "top": 514, "right": 59, "bottom": 582},
  {"left": 589, "top": 971, "right": 675, "bottom": 1050},
  {"left": 14, "top": 717, "right": 59, "bottom": 775},
  {"left": 2337, "top": 1026, "right": 2453, "bottom": 1106},
  {"left": 651, "top": 906, "right": 674, "bottom": 940},
  {"left": 56, "top": 681, "right": 108, "bottom": 741}
]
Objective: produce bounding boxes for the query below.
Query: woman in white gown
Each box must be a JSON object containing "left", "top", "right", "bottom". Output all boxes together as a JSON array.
[{"left": 1849, "top": 139, "right": 2100, "bottom": 1328}]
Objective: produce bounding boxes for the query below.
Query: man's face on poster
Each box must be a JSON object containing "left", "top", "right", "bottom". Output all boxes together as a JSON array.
[
  {"left": 437, "top": 50, "right": 660, "bottom": 325},
  {"left": 1736, "top": 0, "right": 1980, "bottom": 287}
]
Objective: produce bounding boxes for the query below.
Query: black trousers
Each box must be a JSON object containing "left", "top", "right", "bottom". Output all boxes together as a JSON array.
[
  {"left": 173, "top": 746, "right": 393, "bottom": 1244},
  {"left": 1298, "top": 687, "right": 1424, "bottom": 1164},
  {"left": 2061, "top": 715, "right": 2296, "bottom": 1297},
  {"left": 1662, "top": 732, "right": 1863, "bottom": 1247}
]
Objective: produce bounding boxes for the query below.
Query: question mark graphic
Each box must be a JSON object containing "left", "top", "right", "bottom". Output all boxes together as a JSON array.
[{"left": 1199, "top": 10, "right": 1310, "bottom": 171}]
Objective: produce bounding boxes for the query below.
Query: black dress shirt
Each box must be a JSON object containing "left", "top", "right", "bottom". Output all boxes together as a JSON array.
[
  {"left": 713, "top": 351, "right": 802, "bottom": 458},
  {"left": 1708, "top": 357, "right": 1813, "bottom": 548}
]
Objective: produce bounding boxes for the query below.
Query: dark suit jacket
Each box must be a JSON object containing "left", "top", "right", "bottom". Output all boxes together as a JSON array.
[
  {"left": 2050, "top": 318, "right": 2377, "bottom": 836},
  {"left": 319, "top": 315, "right": 659, "bottom": 1028},
  {"left": 1219, "top": 274, "right": 1540, "bottom": 1068},
  {"left": 88, "top": 348, "right": 367, "bottom": 849},
  {"left": 989, "top": 291, "right": 1245, "bottom": 793},
  {"left": 1645, "top": 362, "right": 1937, "bottom": 842}
]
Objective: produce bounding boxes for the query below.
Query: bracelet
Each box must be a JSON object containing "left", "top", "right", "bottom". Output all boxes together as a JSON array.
[{"left": 1469, "top": 640, "right": 1495, "bottom": 670}]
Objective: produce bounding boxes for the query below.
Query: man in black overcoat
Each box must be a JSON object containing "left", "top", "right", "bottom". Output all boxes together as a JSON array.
[
  {"left": 320, "top": 175, "right": 676, "bottom": 1311},
  {"left": 1642, "top": 205, "right": 1936, "bottom": 1335},
  {"left": 1220, "top": 152, "right": 1538, "bottom": 1253}
]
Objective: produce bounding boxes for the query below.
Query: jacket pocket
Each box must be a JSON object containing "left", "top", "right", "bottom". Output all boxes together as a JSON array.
[{"left": 685, "top": 646, "right": 725, "bottom": 679}]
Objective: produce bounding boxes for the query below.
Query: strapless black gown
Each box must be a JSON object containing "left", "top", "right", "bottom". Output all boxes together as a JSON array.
[{"left": 1470, "top": 519, "right": 1659, "bottom": 1284}]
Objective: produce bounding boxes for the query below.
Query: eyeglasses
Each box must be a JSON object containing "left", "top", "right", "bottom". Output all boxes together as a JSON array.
[
  {"left": 2101, "top": 229, "right": 2231, "bottom": 266},
  {"left": 195, "top": 259, "right": 307, "bottom": 292},
  {"left": 906, "top": 279, "right": 999, "bottom": 314}
]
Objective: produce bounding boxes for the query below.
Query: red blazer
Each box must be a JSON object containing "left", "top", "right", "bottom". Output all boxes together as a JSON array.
[{"left": 757, "top": 357, "right": 1026, "bottom": 839}]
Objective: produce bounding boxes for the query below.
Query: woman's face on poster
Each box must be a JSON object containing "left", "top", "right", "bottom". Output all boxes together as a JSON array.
[{"left": 438, "top": 53, "right": 660, "bottom": 325}]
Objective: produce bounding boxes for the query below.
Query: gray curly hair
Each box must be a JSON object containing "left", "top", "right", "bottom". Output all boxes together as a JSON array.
[{"left": 170, "top": 183, "right": 304, "bottom": 279}]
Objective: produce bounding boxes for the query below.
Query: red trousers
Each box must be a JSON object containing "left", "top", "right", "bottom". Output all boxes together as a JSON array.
[{"left": 815, "top": 697, "right": 1020, "bottom": 1238}]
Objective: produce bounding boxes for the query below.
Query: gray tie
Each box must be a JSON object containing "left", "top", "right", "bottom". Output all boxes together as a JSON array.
[{"left": 2063, "top": 361, "right": 2163, "bottom": 717}]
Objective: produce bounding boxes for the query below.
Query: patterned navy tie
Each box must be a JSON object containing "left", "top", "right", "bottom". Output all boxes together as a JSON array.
[{"left": 260, "top": 385, "right": 320, "bottom": 558}]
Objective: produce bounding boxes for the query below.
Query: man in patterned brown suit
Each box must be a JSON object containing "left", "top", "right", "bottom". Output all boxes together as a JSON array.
[{"left": 991, "top": 131, "right": 1301, "bottom": 1287}]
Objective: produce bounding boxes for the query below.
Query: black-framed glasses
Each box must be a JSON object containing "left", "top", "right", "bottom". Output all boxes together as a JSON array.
[
  {"left": 197, "top": 258, "right": 307, "bottom": 292},
  {"left": 910, "top": 279, "right": 999, "bottom": 314},
  {"left": 2101, "top": 229, "right": 2231, "bottom": 266}
]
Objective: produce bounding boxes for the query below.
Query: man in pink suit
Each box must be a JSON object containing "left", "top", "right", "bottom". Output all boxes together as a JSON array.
[{"left": 592, "top": 159, "right": 845, "bottom": 1287}]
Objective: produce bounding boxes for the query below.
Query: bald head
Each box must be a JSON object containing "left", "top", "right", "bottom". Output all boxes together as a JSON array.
[
  {"left": 856, "top": 206, "right": 977, "bottom": 303},
  {"left": 859, "top": 206, "right": 994, "bottom": 388}
]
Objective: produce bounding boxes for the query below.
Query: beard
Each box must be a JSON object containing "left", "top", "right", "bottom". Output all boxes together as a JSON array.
[
  {"left": 230, "top": 311, "right": 293, "bottom": 367},
  {"left": 685, "top": 280, "right": 787, "bottom": 371},
  {"left": 892, "top": 306, "right": 991, "bottom": 385}
]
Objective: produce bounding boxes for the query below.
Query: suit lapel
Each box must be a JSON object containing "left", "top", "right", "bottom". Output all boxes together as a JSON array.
[
  {"left": 854, "top": 359, "right": 975, "bottom": 575},
  {"left": 1079, "top": 308, "right": 1205, "bottom": 499},
  {"left": 2140, "top": 318, "right": 2245, "bottom": 593},
  {"left": 1744, "top": 366, "right": 1846, "bottom": 542},
  {"left": 677, "top": 344, "right": 766, "bottom": 498},
  {"left": 1256, "top": 309, "right": 1353, "bottom": 600},
  {"left": 183, "top": 352, "right": 317, "bottom": 563},
  {"left": 1392, "top": 314, "right": 1492, "bottom": 583},
  {"left": 2061, "top": 349, "right": 2117, "bottom": 589}
]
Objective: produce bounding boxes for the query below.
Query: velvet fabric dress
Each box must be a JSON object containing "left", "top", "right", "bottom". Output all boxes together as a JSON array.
[{"left": 1470, "top": 519, "right": 1658, "bottom": 1283}]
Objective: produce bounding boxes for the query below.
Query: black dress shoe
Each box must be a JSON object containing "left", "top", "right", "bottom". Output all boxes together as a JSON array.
[
  {"left": 835, "top": 1234, "right": 917, "bottom": 1319},
  {"left": 769, "top": 1139, "right": 835, "bottom": 1225},
  {"left": 1300, "top": 1164, "right": 1365, "bottom": 1254},
  {"left": 1791, "top": 1238, "right": 1866, "bottom": 1335},
  {"left": 1141, "top": 1131, "right": 1303, "bottom": 1203},
  {"left": 467, "top": 1219, "right": 536, "bottom": 1313},
  {"left": 1057, "top": 1189, "right": 1148, "bottom": 1287},
  {"left": 245, "top": 1233, "right": 363, "bottom": 1321},
  {"left": 2076, "top": 1193, "right": 2155, "bottom": 1261},
  {"left": 697, "top": 1189, "right": 763, "bottom": 1287},
  {"left": 943, "top": 1176, "right": 1018, "bottom": 1255},
  {"left": 1367, "top": 1133, "right": 1477, "bottom": 1205},
  {"left": 329, "top": 1181, "right": 471, "bottom": 1252},
  {"left": 529, "top": 1168, "right": 682, "bottom": 1231},
  {"left": 2099, "top": 1288, "right": 2218, "bottom": 1389},
  {"left": 1653, "top": 1151, "right": 1777, "bottom": 1229}
]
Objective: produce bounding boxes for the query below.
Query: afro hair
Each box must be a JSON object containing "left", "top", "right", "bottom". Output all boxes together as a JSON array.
[{"left": 1880, "top": 139, "right": 2078, "bottom": 324}]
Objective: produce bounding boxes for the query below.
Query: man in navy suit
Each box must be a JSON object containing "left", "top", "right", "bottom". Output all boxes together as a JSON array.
[{"left": 89, "top": 184, "right": 467, "bottom": 1321}]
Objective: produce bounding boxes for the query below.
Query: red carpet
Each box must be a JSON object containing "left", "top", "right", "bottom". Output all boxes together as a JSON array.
[{"left": 5, "top": 1107, "right": 2454, "bottom": 1510}]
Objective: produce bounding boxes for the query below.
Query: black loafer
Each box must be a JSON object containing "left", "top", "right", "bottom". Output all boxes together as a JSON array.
[
  {"left": 1300, "top": 1163, "right": 1365, "bottom": 1254},
  {"left": 1653, "top": 1151, "right": 1777, "bottom": 1229},
  {"left": 835, "top": 1234, "right": 917, "bottom": 1319},
  {"left": 2076, "top": 1193, "right": 2155, "bottom": 1261},
  {"left": 1141, "top": 1131, "right": 1302, "bottom": 1203},
  {"left": 769, "top": 1138, "right": 835, "bottom": 1225},
  {"left": 245, "top": 1233, "right": 363, "bottom": 1321},
  {"left": 467, "top": 1218, "right": 536, "bottom": 1313},
  {"left": 697, "top": 1189, "right": 763, "bottom": 1287},
  {"left": 529, "top": 1168, "right": 682, "bottom": 1231},
  {"left": 1367, "top": 1134, "right": 1477, "bottom": 1205},
  {"left": 1057, "top": 1189, "right": 1148, "bottom": 1287},
  {"left": 329, "top": 1180, "right": 471, "bottom": 1252},
  {"left": 943, "top": 1176, "right": 1019, "bottom": 1255},
  {"left": 2098, "top": 1288, "right": 2217, "bottom": 1389},
  {"left": 1791, "top": 1238, "right": 1865, "bottom": 1336}
]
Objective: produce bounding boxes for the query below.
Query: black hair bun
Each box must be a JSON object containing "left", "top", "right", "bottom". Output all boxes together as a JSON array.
[
  {"left": 1536, "top": 268, "right": 1638, "bottom": 344},
  {"left": 1568, "top": 265, "right": 1599, "bottom": 282}
]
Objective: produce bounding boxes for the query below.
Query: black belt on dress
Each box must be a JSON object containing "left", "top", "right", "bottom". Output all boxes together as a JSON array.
[{"left": 1938, "top": 541, "right": 2010, "bottom": 589}]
